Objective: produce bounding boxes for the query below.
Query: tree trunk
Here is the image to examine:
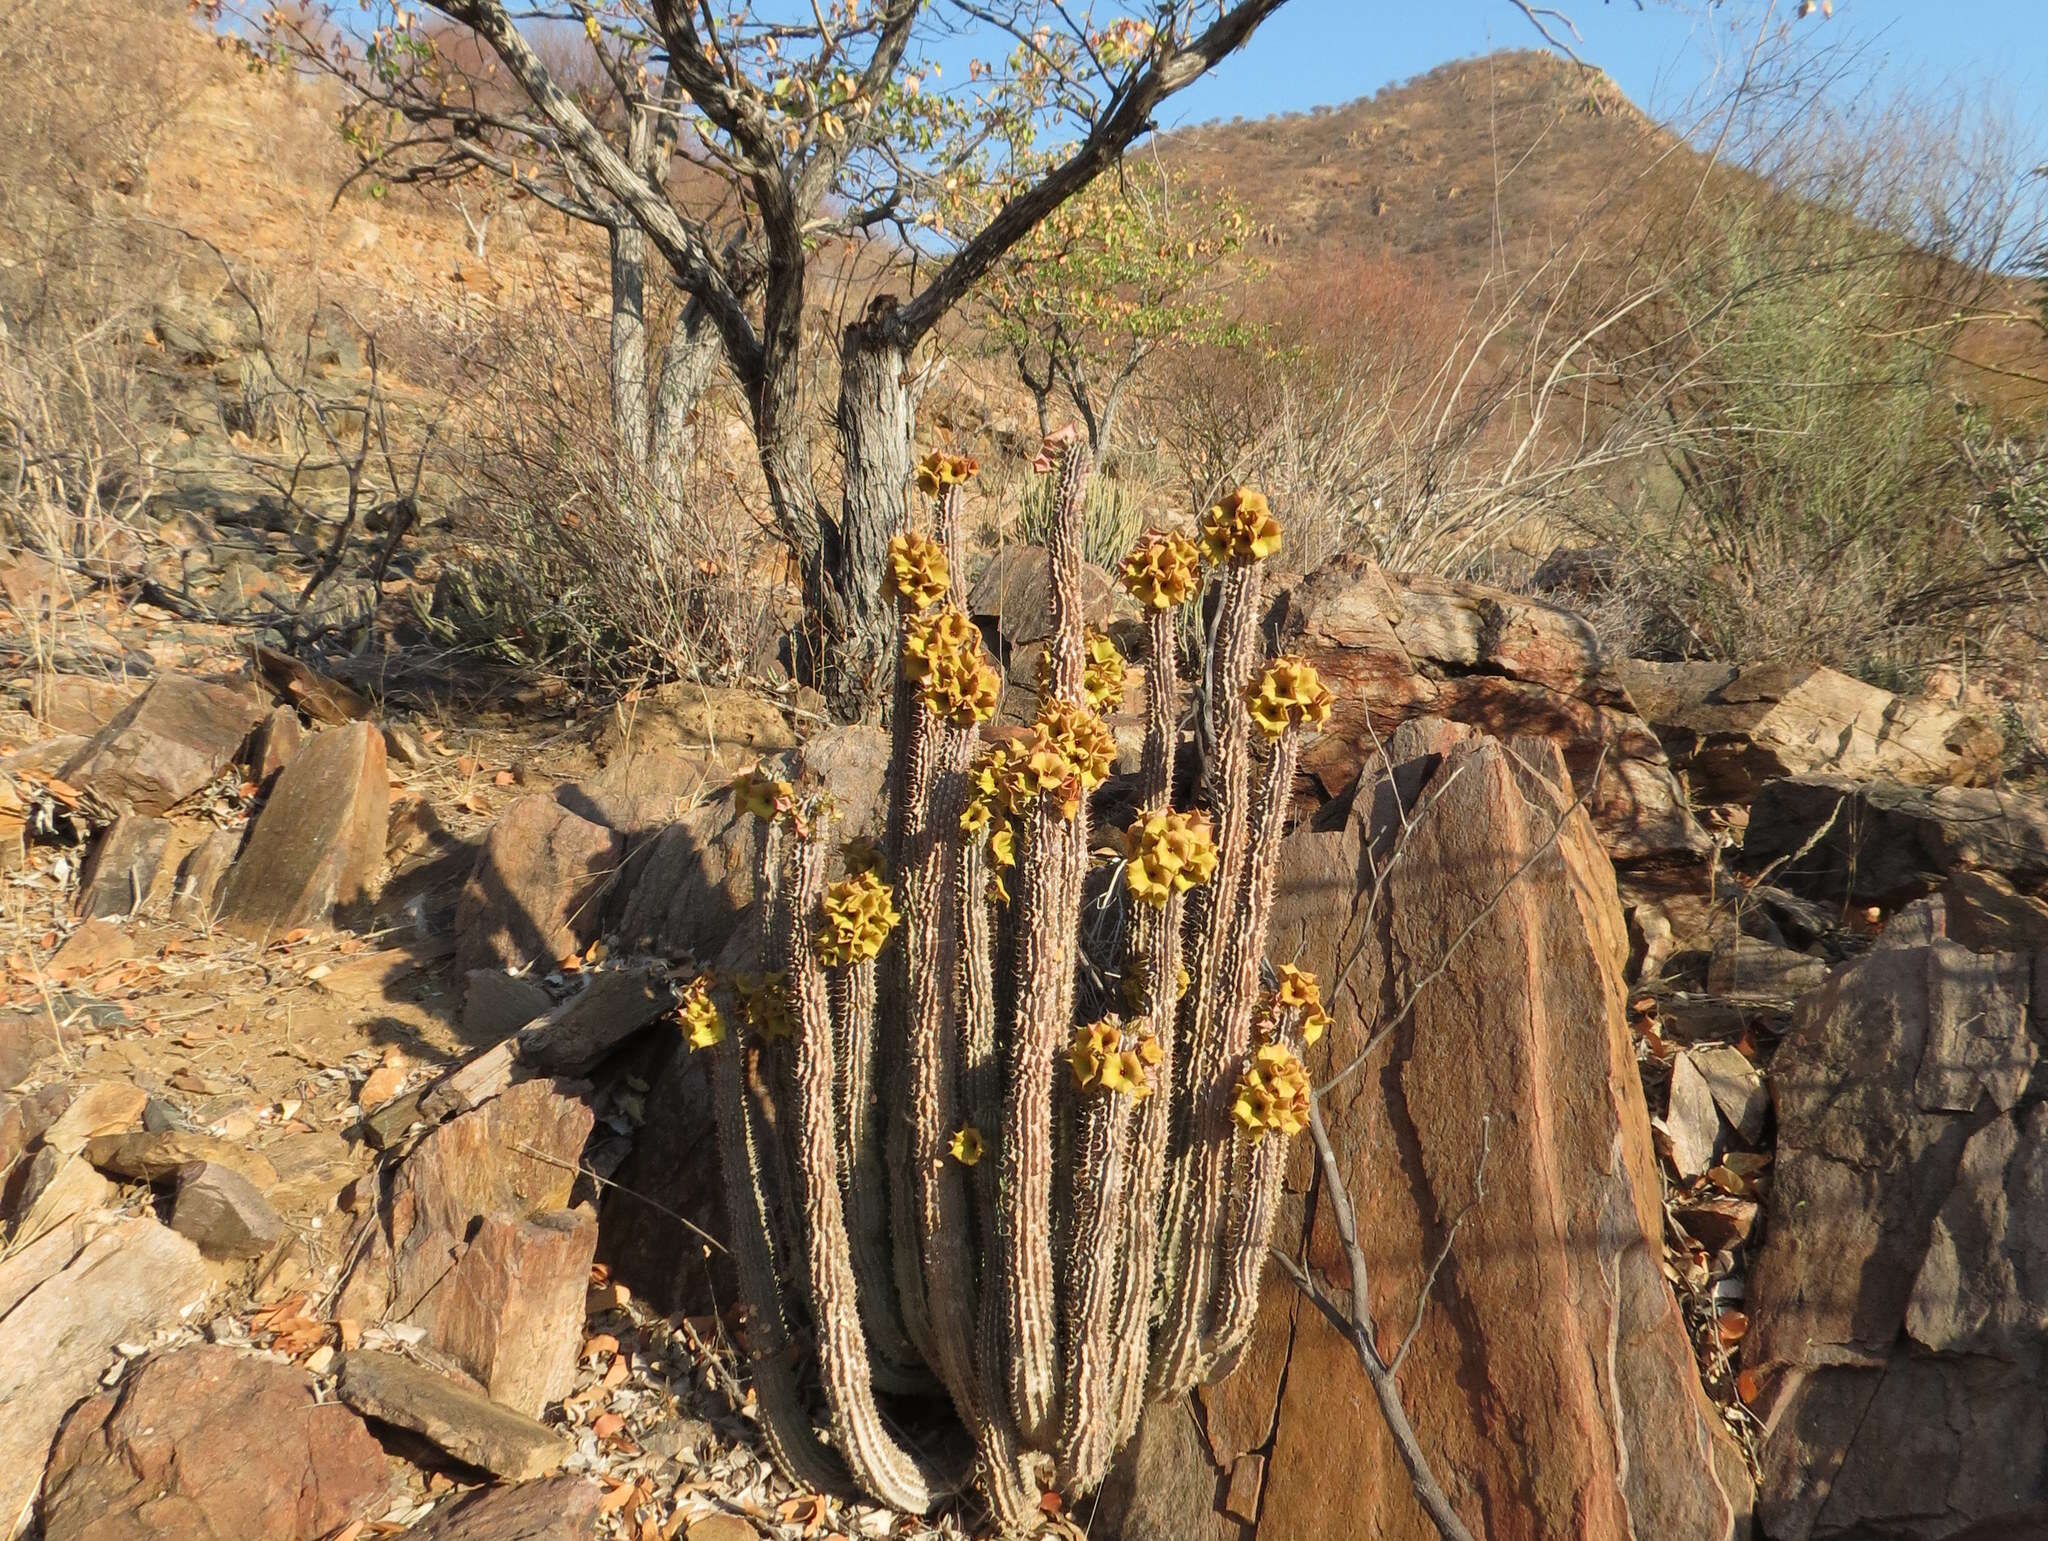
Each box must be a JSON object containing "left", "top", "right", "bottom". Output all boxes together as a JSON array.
[
  {"left": 648, "top": 296, "right": 720, "bottom": 532},
  {"left": 829, "top": 315, "right": 915, "bottom": 715},
  {"left": 608, "top": 221, "right": 652, "bottom": 471}
]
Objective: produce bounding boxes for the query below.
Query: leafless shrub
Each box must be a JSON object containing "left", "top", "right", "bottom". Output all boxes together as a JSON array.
[{"left": 446, "top": 294, "right": 779, "bottom": 693}]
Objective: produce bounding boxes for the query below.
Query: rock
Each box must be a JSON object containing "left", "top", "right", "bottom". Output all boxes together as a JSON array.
[
  {"left": 7, "top": 1150, "right": 115, "bottom": 1246},
  {"left": 82, "top": 1129, "right": 279, "bottom": 1190},
  {"left": 455, "top": 796, "right": 623, "bottom": 976},
  {"left": 462, "top": 972, "right": 553, "bottom": 1042},
  {"left": 41, "top": 1345, "right": 389, "bottom": 1541},
  {"left": 1671, "top": 1193, "right": 1760, "bottom": 1252},
  {"left": 0, "top": 1009, "right": 57, "bottom": 1093},
  {"left": 613, "top": 727, "right": 888, "bottom": 966},
  {"left": 59, "top": 675, "right": 267, "bottom": 815},
  {"left": 248, "top": 704, "right": 304, "bottom": 783},
  {"left": 1942, "top": 870, "right": 2048, "bottom": 953},
  {"left": 1685, "top": 1043, "right": 1770, "bottom": 1145},
  {"left": 170, "top": 1161, "right": 285, "bottom": 1259},
  {"left": 1745, "top": 775, "right": 2048, "bottom": 904},
  {"left": 216, "top": 721, "right": 388, "bottom": 939},
  {"left": 1271, "top": 556, "right": 1711, "bottom": 870},
  {"left": 336, "top": 1350, "right": 570, "bottom": 1480},
  {"left": 151, "top": 296, "right": 244, "bottom": 362},
  {"left": 254, "top": 645, "right": 370, "bottom": 725},
  {"left": 336, "top": 1078, "right": 593, "bottom": 1407},
  {"left": 969, "top": 543, "right": 1124, "bottom": 650},
  {"left": 42, "top": 1081, "right": 148, "bottom": 1154},
  {"left": 409, "top": 1207, "right": 598, "bottom": 1416},
  {"left": 167, "top": 827, "right": 243, "bottom": 925},
  {"left": 1749, "top": 940, "right": 2047, "bottom": 1539},
  {"left": 47, "top": 918, "right": 138, "bottom": 979},
  {"left": 1619, "top": 659, "right": 2004, "bottom": 799},
  {"left": 0, "top": 1217, "right": 212, "bottom": 1531},
  {"left": 1661, "top": 1049, "right": 1722, "bottom": 1178},
  {"left": 34, "top": 676, "right": 144, "bottom": 737},
  {"left": 590, "top": 683, "right": 792, "bottom": 765},
  {"left": 75, "top": 815, "right": 173, "bottom": 919},
  {"left": 560, "top": 750, "right": 734, "bottom": 839},
  {"left": 683, "top": 1519, "right": 762, "bottom": 1541},
  {"left": 404, "top": 1474, "right": 604, "bottom": 1540},
  {"left": 1138, "top": 726, "right": 1747, "bottom": 1540},
  {"left": 1706, "top": 933, "right": 1831, "bottom": 1000}
]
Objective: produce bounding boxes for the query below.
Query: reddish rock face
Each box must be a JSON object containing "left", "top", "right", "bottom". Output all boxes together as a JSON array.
[
  {"left": 455, "top": 794, "right": 624, "bottom": 975},
  {"left": 1271, "top": 558, "right": 1711, "bottom": 871},
  {"left": 41, "top": 1346, "right": 390, "bottom": 1541},
  {"left": 404, "top": 1474, "right": 605, "bottom": 1540},
  {"left": 1101, "top": 723, "right": 1748, "bottom": 1541},
  {"left": 216, "top": 720, "right": 388, "bottom": 939},
  {"left": 59, "top": 674, "right": 268, "bottom": 816}
]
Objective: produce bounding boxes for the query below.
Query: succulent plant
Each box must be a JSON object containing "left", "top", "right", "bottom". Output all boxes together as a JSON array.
[{"left": 685, "top": 448, "right": 1333, "bottom": 1528}]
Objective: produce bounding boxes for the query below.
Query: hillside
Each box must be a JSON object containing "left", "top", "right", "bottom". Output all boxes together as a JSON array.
[{"left": 1164, "top": 51, "right": 1664, "bottom": 294}]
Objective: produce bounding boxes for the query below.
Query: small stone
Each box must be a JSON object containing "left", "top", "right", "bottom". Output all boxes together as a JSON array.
[
  {"left": 249, "top": 703, "right": 305, "bottom": 783},
  {"left": 59, "top": 674, "right": 267, "bottom": 816},
  {"left": 336, "top": 1349, "right": 572, "bottom": 1480},
  {"left": 216, "top": 721, "right": 388, "bottom": 940},
  {"left": 357, "top": 1063, "right": 407, "bottom": 1111},
  {"left": 168, "top": 826, "right": 244, "bottom": 925},
  {"left": 405, "top": 1474, "right": 605, "bottom": 1540},
  {"left": 454, "top": 795, "right": 623, "bottom": 976},
  {"left": 1661, "top": 1051, "right": 1721, "bottom": 1180},
  {"left": 462, "top": 970, "right": 553, "bottom": 1041},
  {"left": 1686, "top": 1044, "right": 1770, "bottom": 1146},
  {"left": 171, "top": 1161, "right": 285, "bottom": 1259}
]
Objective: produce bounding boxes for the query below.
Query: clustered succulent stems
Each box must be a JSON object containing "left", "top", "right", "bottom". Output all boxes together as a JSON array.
[{"left": 691, "top": 448, "right": 1332, "bottom": 1528}]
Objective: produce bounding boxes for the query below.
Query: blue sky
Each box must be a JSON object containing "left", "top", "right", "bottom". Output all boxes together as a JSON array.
[{"left": 1159, "top": 1, "right": 2048, "bottom": 142}]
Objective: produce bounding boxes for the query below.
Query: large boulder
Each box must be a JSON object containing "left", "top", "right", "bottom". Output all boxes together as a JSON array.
[
  {"left": 0, "top": 1216, "right": 212, "bottom": 1532},
  {"left": 1748, "top": 939, "right": 2048, "bottom": 1540},
  {"left": 590, "top": 682, "right": 793, "bottom": 765},
  {"left": 611, "top": 725, "right": 889, "bottom": 966},
  {"left": 215, "top": 721, "right": 388, "bottom": 939},
  {"left": 40, "top": 1346, "right": 389, "bottom": 1541},
  {"left": 969, "top": 543, "right": 1125, "bottom": 652},
  {"left": 335, "top": 1078, "right": 594, "bottom": 1416},
  {"left": 1104, "top": 722, "right": 1749, "bottom": 1540},
  {"left": 1619, "top": 660, "right": 2004, "bottom": 800},
  {"left": 1272, "top": 557, "right": 1711, "bottom": 870},
  {"left": 455, "top": 795, "right": 623, "bottom": 975},
  {"left": 59, "top": 675, "right": 267, "bottom": 815},
  {"left": 1744, "top": 775, "right": 2048, "bottom": 905}
]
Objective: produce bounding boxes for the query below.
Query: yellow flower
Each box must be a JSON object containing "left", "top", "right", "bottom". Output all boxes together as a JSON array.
[
  {"left": 1121, "top": 810, "right": 1218, "bottom": 908},
  {"left": 1039, "top": 699, "right": 1116, "bottom": 793},
  {"left": 817, "top": 871, "right": 901, "bottom": 966},
  {"left": 734, "top": 972, "right": 794, "bottom": 1043},
  {"left": 1245, "top": 654, "right": 1334, "bottom": 740},
  {"left": 1199, "top": 487, "right": 1283, "bottom": 566},
  {"left": 1231, "top": 1042, "right": 1311, "bottom": 1139},
  {"left": 949, "top": 1125, "right": 985, "bottom": 1166},
  {"left": 1119, "top": 529, "right": 1202, "bottom": 610},
  {"left": 1083, "top": 629, "right": 1126, "bottom": 712},
  {"left": 732, "top": 767, "right": 794, "bottom": 822},
  {"left": 886, "top": 531, "right": 949, "bottom": 612},
  {"left": 1274, "top": 963, "right": 1331, "bottom": 1044},
  {"left": 678, "top": 976, "right": 725, "bottom": 1051},
  {"left": 915, "top": 449, "right": 979, "bottom": 497},
  {"left": 902, "top": 607, "right": 977, "bottom": 683},
  {"left": 1068, "top": 1018, "right": 1149, "bottom": 1098}
]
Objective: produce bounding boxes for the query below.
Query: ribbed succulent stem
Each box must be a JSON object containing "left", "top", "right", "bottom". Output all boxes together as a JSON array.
[
  {"left": 998, "top": 438, "right": 1094, "bottom": 1446},
  {"left": 886, "top": 699, "right": 941, "bottom": 1365},
  {"left": 1182, "top": 723, "right": 1302, "bottom": 1387},
  {"left": 833, "top": 954, "right": 923, "bottom": 1391},
  {"left": 1139, "top": 607, "right": 1179, "bottom": 810},
  {"left": 1055, "top": 1086, "right": 1134, "bottom": 1493},
  {"left": 1153, "top": 561, "right": 1265, "bottom": 1396},
  {"left": 786, "top": 822, "right": 942, "bottom": 1514},
  {"left": 712, "top": 819, "right": 847, "bottom": 1498},
  {"left": 909, "top": 729, "right": 983, "bottom": 1410}
]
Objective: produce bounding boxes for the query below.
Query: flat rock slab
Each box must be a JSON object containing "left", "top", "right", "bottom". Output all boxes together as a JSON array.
[
  {"left": 42, "top": 1345, "right": 389, "bottom": 1541},
  {"left": 405, "top": 1474, "right": 604, "bottom": 1540},
  {"left": 216, "top": 721, "right": 387, "bottom": 940},
  {"left": 42, "top": 1082, "right": 148, "bottom": 1155},
  {"left": 83, "top": 1130, "right": 278, "bottom": 1190},
  {"left": 337, "top": 1350, "right": 570, "bottom": 1479},
  {"left": 59, "top": 675, "right": 267, "bottom": 816},
  {"left": 0, "top": 1216, "right": 211, "bottom": 1534}
]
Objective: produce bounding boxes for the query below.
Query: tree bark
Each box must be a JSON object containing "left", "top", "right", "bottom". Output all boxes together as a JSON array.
[
  {"left": 608, "top": 221, "right": 653, "bottom": 471},
  {"left": 648, "top": 295, "right": 720, "bottom": 528},
  {"left": 827, "top": 313, "right": 915, "bottom": 713}
]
